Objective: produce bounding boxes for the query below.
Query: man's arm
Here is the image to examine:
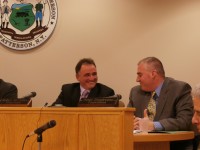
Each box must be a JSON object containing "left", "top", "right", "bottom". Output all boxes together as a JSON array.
[
  {"left": 3, "top": 84, "right": 18, "bottom": 99},
  {"left": 159, "top": 83, "right": 193, "bottom": 131}
]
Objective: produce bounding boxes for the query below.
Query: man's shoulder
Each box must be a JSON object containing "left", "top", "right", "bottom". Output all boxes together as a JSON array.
[
  {"left": 0, "top": 79, "right": 16, "bottom": 88},
  {"left": 0, "top": 79, "right": 17, "bottom": 91},
  {"left": 165, "top": 77, "right": 191, "bottom": 88},
  {"left": 62, "top": 83, "right": 80, "bottom": 89},
  {"left": 95, "top": 83, "right": 113, "bottom": 90},
  {"left": 60, "top": 83, "right": 80, "bottom": 92},
  {"left": 130, "top": 85, "right": 141, "bottom": 91}
]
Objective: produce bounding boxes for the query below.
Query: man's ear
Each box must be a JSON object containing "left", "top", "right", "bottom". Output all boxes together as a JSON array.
[
  {"left": 151, "top": 70, "right": 157, "bottom": 79},
  {"left": 76, "top": 73, "right": 79, "bottom": 81}
]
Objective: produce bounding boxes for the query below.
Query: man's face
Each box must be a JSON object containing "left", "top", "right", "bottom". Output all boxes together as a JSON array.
[
  {"left": 136, "top": 63, "right": 155, "bottom": 92},
  {"left": 76, "top": 64, "right": 98, "bottom": 90},
  {"left": 192, "top": 97, "right": 200, "bottom": 132}
]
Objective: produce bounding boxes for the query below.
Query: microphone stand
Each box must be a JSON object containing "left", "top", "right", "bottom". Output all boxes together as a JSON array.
[{"left": 37, "top": 133, "right": 43, "bottom": 150}]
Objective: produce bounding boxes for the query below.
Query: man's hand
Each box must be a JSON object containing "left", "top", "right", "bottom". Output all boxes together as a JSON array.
[
  {"left": 133, "top": 116, "right": 141, "bottom": 130},
  {"left": 133, "top": 109, "right": 155, "bottom": 131},
  {"left": 143, "top": 109, "right": 155, "bottom": 131}
]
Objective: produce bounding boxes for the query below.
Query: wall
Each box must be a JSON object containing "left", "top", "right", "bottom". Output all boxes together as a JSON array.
[{"left": 1, "top": 0, "right": 200, "bottom": 106}]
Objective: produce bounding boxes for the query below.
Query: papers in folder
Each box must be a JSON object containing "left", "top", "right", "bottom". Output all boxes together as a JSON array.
[{"left": 133, "top": 130, "right": 190, "bottom": 134}]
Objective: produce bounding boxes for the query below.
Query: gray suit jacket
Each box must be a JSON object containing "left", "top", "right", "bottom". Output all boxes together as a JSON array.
[{"left": 128, "top": 77, "right": 193, "bottom": 131}]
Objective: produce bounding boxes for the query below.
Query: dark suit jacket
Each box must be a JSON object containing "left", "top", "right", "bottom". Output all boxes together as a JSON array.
[
  {"left": 0, "top": 79, "right": 18, "bottom": 99},
  {"left": 128, "top": 77, "right": 193, "bottom": 131},
  {"left": 52, "top": 83, "right": 115, "bottom": 107}
]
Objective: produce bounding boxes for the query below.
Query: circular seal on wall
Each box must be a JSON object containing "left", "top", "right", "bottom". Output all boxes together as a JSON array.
[{"left": 0, "top": 0, "right": 58, "bottom": 50}]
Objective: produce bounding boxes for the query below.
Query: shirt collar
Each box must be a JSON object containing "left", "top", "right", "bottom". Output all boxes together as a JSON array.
[
  {"left": 80, "top": 86, "right": 90, "bottom": 95},
  {"left": 155, "top": 81, "right": 164, "bottom": 97}
]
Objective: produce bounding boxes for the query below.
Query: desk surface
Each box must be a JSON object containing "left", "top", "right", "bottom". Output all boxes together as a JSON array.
[
  {"left": 133, "top": 131, "right": 194, "bottom": 142},
  {"left": 0, "top": 107, "right": 134, "bottom": 112}
]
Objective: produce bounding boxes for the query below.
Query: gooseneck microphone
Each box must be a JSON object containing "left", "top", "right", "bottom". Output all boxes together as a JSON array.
[
  {"left": 102, "top": 94, "right": 122, "bottom": 100},
  {"left": 81, "top": 94, "right": 122, "bottom": 101},
  {"left": 28, "top": 120, "right": 56, "bottom": 137},
  {"left": 19, "top": 92, "right": 37, "bottom": 100},
  {"left": 95, "top": 94, "right": 122, "bottom": 100}
]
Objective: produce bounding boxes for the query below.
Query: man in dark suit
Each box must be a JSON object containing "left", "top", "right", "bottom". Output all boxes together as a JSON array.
[
  {"left": 52, "top": 58, "right": 115, "bottom": 107},
  {"left": 128, "top": 57, "right": 194, "bottom": 150},
  {"left": 0, "top": 79, "right": 18, "bottom": 99}
]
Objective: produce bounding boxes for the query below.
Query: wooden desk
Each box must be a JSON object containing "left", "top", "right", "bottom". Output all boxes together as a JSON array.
[
  {"left": 0, "top": 107, "right": 134, "bottom": 150},
  {"left": 133, "top": 131, "right": 194, "bottom": 150}
]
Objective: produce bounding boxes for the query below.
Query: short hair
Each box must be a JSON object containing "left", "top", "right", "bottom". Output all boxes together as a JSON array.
[
  {"left": 75, "top": 58, "right": 96, "bottom": 74},
  {"left": 138, "top": 57, "right": 165, "bottom": 78},
  {"left": 192, "top": 83, "right": 200, "bottom": 99}
]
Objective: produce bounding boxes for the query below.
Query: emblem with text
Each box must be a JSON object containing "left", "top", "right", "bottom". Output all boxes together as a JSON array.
[{"left": 0, "top": 0, "right": 58, "bottom": 50}]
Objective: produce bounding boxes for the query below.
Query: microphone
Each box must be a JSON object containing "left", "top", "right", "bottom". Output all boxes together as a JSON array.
[
  {"left": 79, "top": 94, "right": 122, "bottom": 107},
  {"left": 82, "top": 94, "right": 122, "bottom": 101},
  {"left": 19, "top": 92, "right": 37, "bottom": 100},
  {"left": 43, "top": 102, "right": 48, "bottom": 107},
  {"left": 28, "top": 120, "right": 56, "bottom": 137},
  {"left": 96, "top": 94, "right": 122, "bottom": 101}
]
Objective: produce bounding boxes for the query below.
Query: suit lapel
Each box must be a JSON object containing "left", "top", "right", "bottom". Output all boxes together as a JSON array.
[
  {"left": 88, "top": 85, "right": 98, "bottom": 98},
  {"left": 143, "top": 92, "right": 151, "bottom": 112},
  {"left": 154, "top": 78, "right": 170, "bottom": 120},
  {"left": 136, "top": 89, "right": 151, "bottom": 118},
  {"left": 73, "top": 85, "right": 81, "bottom": 105},
  {"left": 0, "top": 79, "right": 3, "bottom": 98}
]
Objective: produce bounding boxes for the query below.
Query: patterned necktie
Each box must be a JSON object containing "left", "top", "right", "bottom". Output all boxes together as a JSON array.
[
  {"left": 80, "top": 90, "right": 89, "bottom": 100},
  {"left": 147, "top": 91, "right": 157, "bottom": 121}
]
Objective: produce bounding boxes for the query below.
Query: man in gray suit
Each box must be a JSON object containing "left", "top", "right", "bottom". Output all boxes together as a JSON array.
[{"left": 128, "top": 57, "right": 194, "bottom": 150}]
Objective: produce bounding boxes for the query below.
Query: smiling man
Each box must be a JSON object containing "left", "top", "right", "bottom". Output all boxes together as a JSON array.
[{"left": 52, "top": 58, "right": 115, "bottom": 107}]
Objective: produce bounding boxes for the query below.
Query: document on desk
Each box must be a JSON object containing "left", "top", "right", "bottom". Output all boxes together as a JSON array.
[
  {"left": 148, "top": 131, "right": 189, "bottom": 134},
  {"left": 133, "top": 130, "right": 142, "bottom": 134},
  {"left": 133, "top": 130, "right": 190, "bottom": 134}
]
